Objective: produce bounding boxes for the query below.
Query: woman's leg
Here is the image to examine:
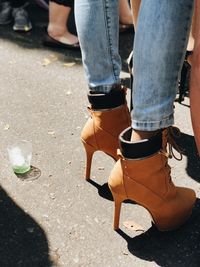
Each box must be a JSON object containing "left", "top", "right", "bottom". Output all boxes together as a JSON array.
[
  {"left": 75, "top": 0, "right": 196, "bottom": 230},
  {"left": 75, "top": 0, "right": 131, "bottom": 180},
  {"left": 131, "top": 0, "right": 194, "bottom": 140},
  {"left": 75, "top": 0, "right": 121, "bottom": 91},
  {"left": 11, "top": 0, "right": 32, "bottom": 32},
  {"left": 109, "top": 0, "right": 196, "bottom": 231},
  {"left": 48, "top": 0, "right": 78, "bottom": 45}
]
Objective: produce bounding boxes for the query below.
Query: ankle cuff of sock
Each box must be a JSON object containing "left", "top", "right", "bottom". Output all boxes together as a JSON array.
[
  {"left": 87, "top": 85, "right": 125, "bottom": 109},
  {"left": 119, "top": 127, "right": 162, "bottom": 159}
]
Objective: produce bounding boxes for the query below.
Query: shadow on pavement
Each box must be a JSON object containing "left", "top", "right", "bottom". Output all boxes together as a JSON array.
[
  {"left": 87, "top": 180, "right": 113, "bottom": 201},
  {"left": 0, "top": 186, "right": 53, "bottom": 267},
  {"left": 175, "top": 132, "right": 200, "bottom": 182},
  {"left": 117, "top": 198, "right": 200, "bottom": 267},
  {"left": 88, "top": 180, "right": 136, "bottom": 205},
  {"left": 89, "top": 179, "right": 200, "bottom": 266}
]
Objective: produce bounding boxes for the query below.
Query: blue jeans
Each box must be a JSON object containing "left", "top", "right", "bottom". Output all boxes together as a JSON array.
[{"left": 75, "top": 0, "right": 194, "bottom": 131}]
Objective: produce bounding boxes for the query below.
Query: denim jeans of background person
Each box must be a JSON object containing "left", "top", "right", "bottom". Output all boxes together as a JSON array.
[
  {"left": 75, "top": 0, "right": 196, "bottom": 231},
  {"left": 0, "top": 0, "right": 32, "bottom": 31}
]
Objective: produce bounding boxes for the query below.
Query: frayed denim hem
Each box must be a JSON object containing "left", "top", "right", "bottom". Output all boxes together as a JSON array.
[
  {"left": 89, "top": 82, "right": 121, "bottom": 94},
  {"left": 131, "top": 114, "right": 174, "bottom": 131}
]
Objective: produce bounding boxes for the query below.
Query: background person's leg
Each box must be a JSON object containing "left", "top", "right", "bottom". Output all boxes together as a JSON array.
[
  {"left": 119, "top": 0, "right": 132, "bottom": 25},
  {"left": 46, "top": 0, "right": 79, "bottom": 47},
  {"left": 119, "top": 0, "right": 133, "bottom": 33},
  {"left": 130, "top": 0, "right": 140, "bottom": 28},
  {"left": 0, "top": 0, "right": 12, "bottom": 24},
  {"left": 190, "top": 0, "right": 200, "bottom": 155},
  {"left": 11, "top": 0, "right": 32, "bottom": 31},
  {"left": 0, "top": 0, "right": 32, "bottom": 30}
]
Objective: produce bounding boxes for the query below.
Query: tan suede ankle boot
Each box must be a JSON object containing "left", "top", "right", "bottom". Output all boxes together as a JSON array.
[
  {"left": 81, "top": 87, "right": 131, "bottom": 180},
  {"left": 108, "top": 127, "right": 196, "bottom": 231}
]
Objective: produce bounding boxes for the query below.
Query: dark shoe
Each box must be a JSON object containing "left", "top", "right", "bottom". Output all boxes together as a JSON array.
[
  {"left": 43, "top": 33, "right": 80, "bottom": 50},
  {"left": 177, "top": 51, "right": 192, "bottom": 103},
  {"left": 0, "top": 1, "right": 12, "bottom": 25},
  {"left": 12, "top": 7, "right": 32, "bottom": 32}
]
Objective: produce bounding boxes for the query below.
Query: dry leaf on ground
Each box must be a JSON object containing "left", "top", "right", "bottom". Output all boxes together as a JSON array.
[
  {"left": 63, "top": 62, "right": 76, "bottom": 67},
  {"left": 4, "top": 124, "right": 10, "bottom": 130},
  {"left": 48, "top": 131, "right": 56, "bottom": 137},
  {"left": 42, "top": 55, "right": 58, "bottom": 66}
]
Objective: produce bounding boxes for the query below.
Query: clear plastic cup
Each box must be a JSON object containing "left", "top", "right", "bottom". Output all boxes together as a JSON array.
[{"left": 7, "top": 140, "right": 32, "bottom": 174}]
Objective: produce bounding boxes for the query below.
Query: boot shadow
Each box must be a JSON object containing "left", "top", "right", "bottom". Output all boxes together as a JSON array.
[
  {"left": 87, "top": 180, "right": 135, "bottom": 204},
  {"left": 87, "top": 180, "right": 113, "bottom": 201},
  {"left": 0, "top": 186, "right": 53, "bottom": 267},
  {"left": 174, "top": 132, "right": 200, "bottom": 182},
  {"left": 116, "top": 198, "right": 200, "bottom": 267}
]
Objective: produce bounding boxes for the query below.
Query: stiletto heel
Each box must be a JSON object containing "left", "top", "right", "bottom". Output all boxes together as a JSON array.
[
  {"left": 111, "top": 191, "right": 126, "bottom": 230},
  {"left": 82, "top": 141, "right": 96, "bottom": 180}
]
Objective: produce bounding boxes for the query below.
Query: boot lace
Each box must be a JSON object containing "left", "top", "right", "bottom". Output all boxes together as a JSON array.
[{"left": 160, "top": 126, "right": 183, "bottom": 161}]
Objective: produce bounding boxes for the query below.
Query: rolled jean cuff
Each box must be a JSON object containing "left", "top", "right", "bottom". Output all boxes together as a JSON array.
[
  {"left": 131, "top": 113, "right": 174, "bottom": 131},
  {"left": 89, "top": 82, "right": 121, "bottom": 94}
]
